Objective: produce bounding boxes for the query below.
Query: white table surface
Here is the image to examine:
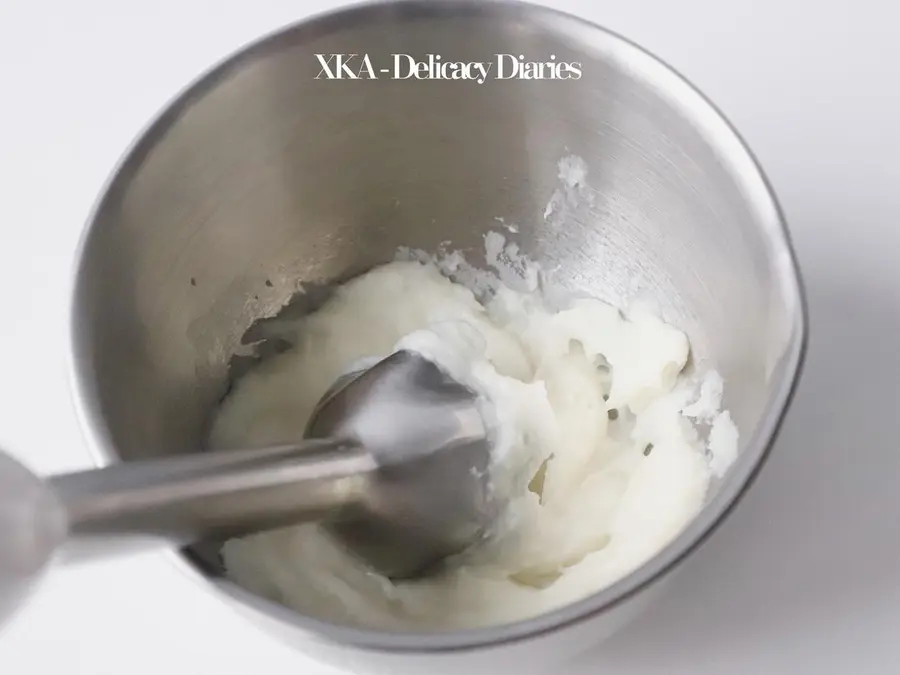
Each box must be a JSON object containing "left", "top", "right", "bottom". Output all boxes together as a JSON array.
[{"left": 1, "top": 0, "right": 897, "bottom": 672}]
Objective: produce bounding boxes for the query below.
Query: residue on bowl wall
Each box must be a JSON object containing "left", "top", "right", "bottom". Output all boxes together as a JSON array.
[{"left": 543, "top": 154, "right": 593, "bottom": 222}]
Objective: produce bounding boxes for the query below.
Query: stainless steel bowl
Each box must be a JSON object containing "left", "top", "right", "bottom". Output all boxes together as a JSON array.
[{"left": 69, "top": 1, "right": 806, "bottom": 672}]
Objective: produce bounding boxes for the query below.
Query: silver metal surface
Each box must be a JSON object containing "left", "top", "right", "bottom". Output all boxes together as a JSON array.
[
  {"left": 0, "top": 350, "right": 494, "bottom": 625},
  {"left": 0, "top": 440, "right": 371, "bottom": 625},
  {"left": 67, "top": 0, "right": 807, "bottom": 669},
  {"left": 50, "top": 440, "right": 373, "bottom": 542},
  {"left": 310, "top": 349, "right": 494, "bottom": 579},
  {"left": 53, "top": 349, "right": 491, "bottom": 578}
]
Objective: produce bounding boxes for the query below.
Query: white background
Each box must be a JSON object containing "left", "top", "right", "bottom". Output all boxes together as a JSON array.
[{"left": 0, "top": 0, "right": 897, "bottom": 673}]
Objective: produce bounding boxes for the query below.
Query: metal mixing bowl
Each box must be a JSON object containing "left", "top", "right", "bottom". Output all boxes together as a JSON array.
[{"left": 68, "top": 1, "right": 806, "bottom": 672}]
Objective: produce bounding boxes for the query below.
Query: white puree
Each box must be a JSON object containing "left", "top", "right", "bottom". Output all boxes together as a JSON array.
[{"left": 210, "top": 252, "right": 738, "bottom": 631}]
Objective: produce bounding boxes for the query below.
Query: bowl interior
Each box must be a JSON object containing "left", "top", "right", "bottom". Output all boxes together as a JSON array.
[{"left": 71, "top": 0, "right": 804, "bottom": 642}]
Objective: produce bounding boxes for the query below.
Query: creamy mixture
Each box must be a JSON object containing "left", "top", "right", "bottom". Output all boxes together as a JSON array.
[{"left": 210, "top": 249, "right": 737, "bottom": 631}]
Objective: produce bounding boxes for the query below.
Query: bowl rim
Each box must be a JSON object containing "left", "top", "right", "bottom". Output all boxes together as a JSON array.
[{"left": 67, "top": 0, "right": 809, "bottom": 654}]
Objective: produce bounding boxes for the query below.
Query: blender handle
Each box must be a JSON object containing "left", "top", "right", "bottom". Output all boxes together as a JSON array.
[
  {"left": 48, "top": 439, "right": 375, "bottom": 545},
  {"left": 0, "top": 441, "right": 375, "bottom": 630}
]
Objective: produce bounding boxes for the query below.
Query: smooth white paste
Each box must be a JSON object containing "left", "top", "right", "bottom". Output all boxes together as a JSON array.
[{"left": 209, "top": 251, "right": 736, "bottom": 631}]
